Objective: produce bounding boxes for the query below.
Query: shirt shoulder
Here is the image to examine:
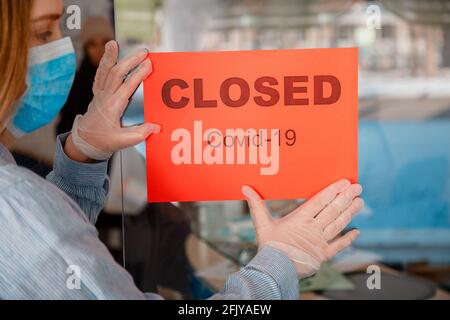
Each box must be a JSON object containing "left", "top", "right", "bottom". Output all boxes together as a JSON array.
[
  {"left": 0, "top": 165, "right": 104, "bottom": 299},
  {"left": 0, "top": 163, "right": 91, "bottom": 227},
  {"left": 0, "top": 162, "right": 36, "bottom": 191}
]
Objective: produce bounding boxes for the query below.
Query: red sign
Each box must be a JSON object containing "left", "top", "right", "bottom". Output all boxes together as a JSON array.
[{"left": 144, "top": 48, "right": 358, "bottom": 202}]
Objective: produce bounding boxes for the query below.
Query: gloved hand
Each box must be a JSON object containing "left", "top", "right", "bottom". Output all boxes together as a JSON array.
[
  {"left": 242, "top": 179, "right": 364, "bottom": 279},
  {"left": 71, "top": 40, "right": 160, "bottom": 161}
]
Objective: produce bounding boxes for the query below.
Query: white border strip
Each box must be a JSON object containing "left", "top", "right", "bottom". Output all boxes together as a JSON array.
[{"left": 28, "top": 37, "right": 74, "bottom": 66}]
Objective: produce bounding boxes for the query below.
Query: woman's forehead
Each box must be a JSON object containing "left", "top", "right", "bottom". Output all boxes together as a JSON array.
[{"left": 30, "top": 0, "right": 64, "bottom": 22}]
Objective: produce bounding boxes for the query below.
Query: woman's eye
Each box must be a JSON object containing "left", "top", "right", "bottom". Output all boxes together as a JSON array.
[{"left": 37, "top": 31, "right": 53, "bottom": 42}]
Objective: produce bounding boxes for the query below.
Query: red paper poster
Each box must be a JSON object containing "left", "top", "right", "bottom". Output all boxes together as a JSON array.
[{"left": 144, "top": 48, "right": 358, "bottom": 202}]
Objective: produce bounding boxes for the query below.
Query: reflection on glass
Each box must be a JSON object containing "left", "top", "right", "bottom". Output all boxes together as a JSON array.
[{"left": 115, "top": 0, "right": 450, "bottom": 295}]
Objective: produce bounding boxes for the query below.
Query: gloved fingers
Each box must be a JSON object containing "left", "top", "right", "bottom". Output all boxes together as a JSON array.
[
  {"left": 291, "top": 179, "right": 351, "bottom": 220},
  {"left": 314, "top": 184, "right": 362, "bottom": 227},
  {"left": 104, "top": 48, "right": 149, "bottom": 94},
  {"left": 323, "top": 197, "right": 364, "bottom": 241},
  {"left": 93, "top": 40, "right": 118, "bottom": 94},
  {"left": 115, "top": 59, "right": 152, "bottom": 114},
  {"left": 325, "top": 229, "right": 360, "bottom": 260},
  {"left": 242, "top": 186, "right": 273, "bottom": 230},
  {"left": 113, "top": 123, "right": 162, "bottom": 150}
]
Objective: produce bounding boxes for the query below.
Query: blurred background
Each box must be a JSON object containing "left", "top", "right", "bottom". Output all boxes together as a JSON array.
[{"left": 12, "top": 0, "right": 450, "bottom": 299}]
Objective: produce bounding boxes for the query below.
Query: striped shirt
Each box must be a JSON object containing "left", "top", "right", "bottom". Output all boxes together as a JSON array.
[{"left": 0, "top": 134, "right": 298, "bottom": 300}]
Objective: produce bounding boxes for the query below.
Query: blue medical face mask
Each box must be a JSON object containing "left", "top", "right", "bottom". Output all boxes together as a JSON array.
[{"left": 8, "top": 37, "right": 76, "bottom": 137}]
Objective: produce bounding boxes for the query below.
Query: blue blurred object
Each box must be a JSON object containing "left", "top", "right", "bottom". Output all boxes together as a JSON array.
[
  {"left": 354, "top": 121, "right": 450, "bottom": 264},
  {"left": 357, "top": 121, "right": 450, "bottom": 229}
]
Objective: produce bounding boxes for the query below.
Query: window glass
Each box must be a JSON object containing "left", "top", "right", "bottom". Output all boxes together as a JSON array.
[{"left": 113, "top": 0, "right": 450, "bottom": 296}]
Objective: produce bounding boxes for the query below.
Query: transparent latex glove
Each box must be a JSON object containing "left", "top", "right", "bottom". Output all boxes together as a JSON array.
[
  {"left": 71, "top": 40, "right": 160, "bottom": 160},
  {"left": 242, "top": 179, "right": 364, "bottom": 279}
]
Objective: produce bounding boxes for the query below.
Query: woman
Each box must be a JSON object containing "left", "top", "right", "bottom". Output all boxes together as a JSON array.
[{"left": 0, "top": 0, "right": 364, "bottom": 299}]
